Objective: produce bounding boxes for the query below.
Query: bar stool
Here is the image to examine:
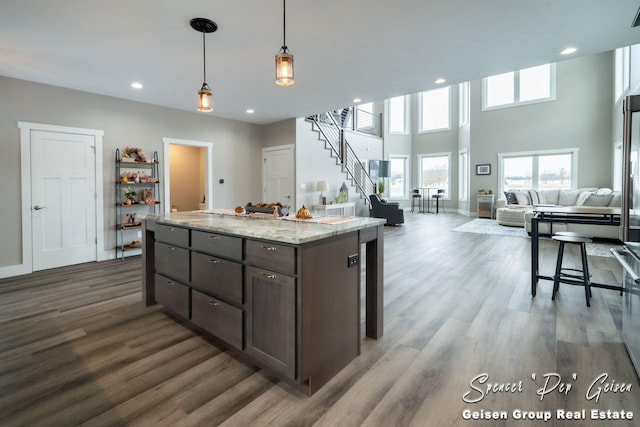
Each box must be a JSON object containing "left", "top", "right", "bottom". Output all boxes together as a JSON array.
[
  {"left": 551, "top": 233, "right": 593, "bottom": 307},
  {"left": 410, "top": 189, "right": 422, "bottom": 213},
  {"left": 431, "top": 189, "right": 445, "bottom": 214}
]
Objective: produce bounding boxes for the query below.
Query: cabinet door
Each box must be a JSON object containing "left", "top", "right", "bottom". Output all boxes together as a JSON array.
[{"left": 245, "top": 266, "right": 296, "bottom": 379}]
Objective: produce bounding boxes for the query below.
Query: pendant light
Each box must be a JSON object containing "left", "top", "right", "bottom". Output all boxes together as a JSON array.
[
  {"left": 190, "top": 18, "right": 217, "bottom": 112},
  {"left": 275, "top": 0, "right": 294, "bottom": 86}
]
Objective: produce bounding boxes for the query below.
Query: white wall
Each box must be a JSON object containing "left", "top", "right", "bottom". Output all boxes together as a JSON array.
[{"left": 0, "top": 76, "right": 264, "bottom": 268}]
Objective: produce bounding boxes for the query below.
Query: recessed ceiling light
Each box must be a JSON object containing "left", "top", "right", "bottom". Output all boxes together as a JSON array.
[
  {"left": 353, "top": 98, "right": 362, "bottom": 103},
  {"left": 246, "top": 109, "right": 255, "bottom": 114},
  {"left": 560, "top": 47, "right": 577, "bottom": 55},
  {"left": 131, "top": 82, "right": 143, "bottom": 89},
  {"left": 435, "top": 78, "right": 446, "bottom": 84}
]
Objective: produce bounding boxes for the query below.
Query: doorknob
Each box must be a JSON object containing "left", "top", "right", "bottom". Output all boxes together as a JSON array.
[{"left": 33, "top": 205, "right": 46, "bottom": 210}]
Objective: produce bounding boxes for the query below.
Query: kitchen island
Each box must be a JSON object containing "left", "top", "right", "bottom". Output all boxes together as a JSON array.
[{"left": 141, "top": 211, "right": 385, "bottom": 395}]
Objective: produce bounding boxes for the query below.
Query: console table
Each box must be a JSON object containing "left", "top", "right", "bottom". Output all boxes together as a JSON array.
[
  {"left": 141, "top": 211, "right": 384, "bottom": 395},
  {"left": 530, "top": 206, "right": 621, "bottom": 297},
  {"left": 313, "top": 202, "right": 356, "bottom": 216}
]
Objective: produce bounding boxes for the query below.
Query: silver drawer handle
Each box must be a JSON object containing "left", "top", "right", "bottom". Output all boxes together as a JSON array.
[
  {"left": 208, "top": 259, "right": 220, "bottom": 264},
  {"left": 209, "top": 300, "right": 221, "bottom": 306},
  {"left": 261, "top": 272, "right": 277, "bottom": 280},
  {"left": 166, "top": 281, "right": 175, "bottom": 286},
  {"left": 261, "top": 245, "right": 277, "bottom": 252},
  {"left": 210, "top": 235, "right": 220, "bottom": 240},
  {"left": 168, "top": 227, "right": 175, "bottom": 232},
  {"left": 168, "top": 247, "right": 175, "bottom": 252}
]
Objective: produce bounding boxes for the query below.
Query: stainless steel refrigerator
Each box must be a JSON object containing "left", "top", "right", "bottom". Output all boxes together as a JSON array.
[{"left": 617, "top": 94, "right": 640, "bottom": 378}]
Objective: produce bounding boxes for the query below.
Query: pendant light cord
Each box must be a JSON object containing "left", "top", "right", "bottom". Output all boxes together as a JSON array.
[
  {"left": 202, "top": 31, "right": 207, "bottom": 83},
  {"left": 282, "top": 0, "right": 287, "bottom": 48}
]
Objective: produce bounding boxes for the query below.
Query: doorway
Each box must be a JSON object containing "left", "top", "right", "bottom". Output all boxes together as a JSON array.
[
  {"left": 163, "top": 137, "right": 213, "bottom": 212},
  {"left": 16, "top": 122, "right": 105, "bottom": 275}
]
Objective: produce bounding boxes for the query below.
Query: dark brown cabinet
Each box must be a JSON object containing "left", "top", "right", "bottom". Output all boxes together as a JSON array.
[
  {"left": 245, "top": 266, "right": 296, "bottom": 379},
  {"left": 191, "top": 289, "right": 243, "bottom": 349},
  {"left": 191, "top": 251, "right": 242, "bottom": 304},
  {"left": 154, "top": 273, "right": 190, "bottom": 319},
  {"left": 154, "top": 241, "right": 190, "bottom": 284}
]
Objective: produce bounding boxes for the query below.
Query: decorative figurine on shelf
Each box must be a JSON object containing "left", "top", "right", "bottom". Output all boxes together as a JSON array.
[
  {"left": 121, "top": 146, "right": 147, "bottom": 162},
  {"left": 121, "top": 187, "right": 136, "bottom": 205}
]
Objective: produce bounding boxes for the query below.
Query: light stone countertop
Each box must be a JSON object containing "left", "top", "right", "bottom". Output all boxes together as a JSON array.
[{"left": 144, "top": 211, "right": 385, "bottom": 245}]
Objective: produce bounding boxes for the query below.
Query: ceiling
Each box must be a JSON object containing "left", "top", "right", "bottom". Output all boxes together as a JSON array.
[{"left": 1, "top": 0, "right": 639, "bottom": 125}]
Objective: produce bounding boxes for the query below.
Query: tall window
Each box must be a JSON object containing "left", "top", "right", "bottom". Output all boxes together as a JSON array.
[
  {"left": 615, "top": 46, "right": 630, "bottom": 103},
  {"left": 483, "top": 63, "right": 556, "bottom": 110},
  {"left": 418, "top": 153, "right": 450, "bottom": 196},
  {"left": 459, "top": 82, "right": 470, "bottom": 127},
  {"left": 498, "top": 149, "right": 578, "bottom": 194},
  {"left": 458, "top": 149, "right": 468, "bottom": 200},
  {"left": 389, "top": 155, "right": 408, "bottom": 199},
  {"left": 388, "top": 96, "right": 407, "bottom": 134},
  {"left": 419, "top": 87, "right": 450, "bottom": 133}
]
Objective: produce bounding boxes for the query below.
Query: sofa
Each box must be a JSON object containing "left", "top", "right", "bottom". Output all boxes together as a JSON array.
[
  {"left": 369, "top": 194, "right": 404, "bottom": 225},
  {"left": 495, "top": 188, "right": 621, "bottom": 240}
]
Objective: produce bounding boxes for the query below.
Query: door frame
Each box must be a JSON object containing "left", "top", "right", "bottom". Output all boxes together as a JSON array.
[
  {"left": 262, "top": 144, "right": 295, "bottom": 208},
  {"left": 7, "top": 121, "right": 105, "bottom": 278},
  {"left": 162, "top": 137, "right": 213, "bottom": 212}
]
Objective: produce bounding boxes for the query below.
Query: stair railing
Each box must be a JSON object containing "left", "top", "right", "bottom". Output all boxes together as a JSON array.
[{"left": 307, "top": 113, "right": 376, "bottom": 202}]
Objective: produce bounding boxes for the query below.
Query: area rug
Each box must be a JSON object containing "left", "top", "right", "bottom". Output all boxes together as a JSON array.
[{"left": 453, "top": 218, "right": 620, "bottom": 257}]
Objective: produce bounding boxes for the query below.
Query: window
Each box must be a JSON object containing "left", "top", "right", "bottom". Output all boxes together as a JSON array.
[
  {"left": 483, "top": 64, "right": 556, "bottom": 110},
  {"left": 459, "top": 82, "right": 470, "bottom": 127},
  {"left": 418, "top": 153, "right": 451, "bottom": 197},
  {"left": 458, "top": 149, "right": 468, "bottom": 200},
  {"left": 615, "top": 46, "right": 630, "bottom": 103},
  {"left": 389, "top": 156, "right": 408, "bottom": 199},
  {"left": 419, "top": 87, "right": 450, "bottom": 133},
  {"left": 614, "top": 142, "right": 622, "bottom": 191},
  {"left": 388, "top": 96, "right": 407, "bottom": 134},
  {"left": 498, "top": 148, "right": 578, "bottom": 194}
]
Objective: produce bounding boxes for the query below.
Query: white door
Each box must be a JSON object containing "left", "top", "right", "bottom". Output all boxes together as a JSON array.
[
  {"left": 263, "top": 146, "right": 294, "bottom": 208},
  {"left": 31, "top": 130, "right": 97, "bottom": 270}
]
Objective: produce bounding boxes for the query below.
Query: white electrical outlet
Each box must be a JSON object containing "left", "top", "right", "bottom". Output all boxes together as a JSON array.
[
  {"left": 300, "top": 183, "right": 306, "bottom": 189},
  {"left": 137, "top": 230, "right": 142, "bottom": 238}
]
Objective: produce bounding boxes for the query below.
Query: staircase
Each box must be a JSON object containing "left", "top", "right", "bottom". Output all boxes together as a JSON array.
[{"left": 306, "top": 112, "right": 376, "bottom": 204}]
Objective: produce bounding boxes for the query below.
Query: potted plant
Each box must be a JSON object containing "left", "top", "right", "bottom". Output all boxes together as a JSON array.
[
  {"left": 478, "top": 188, "right": 485, "bottom": 195},
  {"left": 121, "top": 187, "right": 137, "bottom": 205},
  {"left": 378, "top": 179, "right": 385, "bottom": 198}
]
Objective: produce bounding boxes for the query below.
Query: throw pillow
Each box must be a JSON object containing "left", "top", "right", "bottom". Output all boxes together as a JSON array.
[
  {"left": 580, "top": 193, "right": 614, "bottom": 207},
  {"left": 514, "top": 191, "right": 531, "bottom": 205},
  {"left": 528, "top": 190, "right": 546, "bottom": 205},
  {"left": 558, "top": 189, "right": 582, "bottom": 206},
  {"left": 575, "top": 191, "right": 593, "bottom": 206},
  {"left": 595, "top": 188, "right": 613, "bottom": 195},
  {"left": 504, "top": 191, "right": 518, "bottom": 204},
  {"left": 609, "top": 192, "right": 622, "bottom": 207}
]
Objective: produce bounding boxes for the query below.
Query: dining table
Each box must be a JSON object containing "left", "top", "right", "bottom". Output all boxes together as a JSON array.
[{"left": 530, "top": 205, "right": 622, "bottom": 297}]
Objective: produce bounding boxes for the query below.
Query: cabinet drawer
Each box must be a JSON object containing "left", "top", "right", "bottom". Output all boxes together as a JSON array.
[
  {"left": 191, "top": 251, "right": 243, "bottom": 304},
  {"left": 246, "top": 240, "right": 296, "bottom": 274},
  {"left": 155, "top": 242, "right": 190, "bottom": 283},
  {"left": 155, "top": 224, "right": 189, "bottom": 247},
  {"left": 191, "top": 230, "right": 242, "bottom": 260},
  {"left": 154, "top": 273, "right": 190, "bottom": 319},
  {"left": 191, "top": 289, "right": 243, "bottom": 349}
]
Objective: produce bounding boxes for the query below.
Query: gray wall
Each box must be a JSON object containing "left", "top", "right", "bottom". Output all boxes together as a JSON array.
[{"left": 0, "top": 76, "right": 264, "bottom": 268}]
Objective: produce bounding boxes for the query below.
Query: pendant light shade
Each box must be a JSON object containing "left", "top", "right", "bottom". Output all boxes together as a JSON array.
[
  {"left": 275, "top": 0, "right": 294, "bottom": 86},
  {"left": 190, "top": 18, "right": 217, "bottom": 112}
]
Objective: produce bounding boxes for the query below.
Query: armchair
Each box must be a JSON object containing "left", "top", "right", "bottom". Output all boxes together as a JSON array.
[{"left": 369, "top": 194, "right": 405, "bottom": 225}]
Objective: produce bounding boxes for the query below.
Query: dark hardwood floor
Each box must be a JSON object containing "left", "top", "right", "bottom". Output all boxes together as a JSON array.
[{"left": 1, "top": 213, "right": 638, "bottom": 426}]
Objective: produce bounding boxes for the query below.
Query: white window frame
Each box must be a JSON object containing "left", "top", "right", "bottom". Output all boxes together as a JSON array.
[
  {"left": 417, "top": 152, "right": 451, "bottom": 199},
  {"left": 614, "top": 141, "right": 623, "bottom": 191},
  {"left": 418, "top": 87, "right": 451, "bottom": 133},
  {"left": 458, "top": 148, "right": 469, "bottom": 201},
  {"left": 497, "top": 148, "right": 579, "bottom": 195},
  {"left": 615, "top": 46, "right": 630, "bottom": 104},
  {"left": 388, "top": 155, "right": 409, "bottom": 200},
  {"left": 459, "top": 82, "right": 470, "bottom": 127},
  {"left": 482, "top": 63, "right": 556, "bottom": 111},
  {"left": 387, "top": 96, "right": 408, "bottom": 135}
]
